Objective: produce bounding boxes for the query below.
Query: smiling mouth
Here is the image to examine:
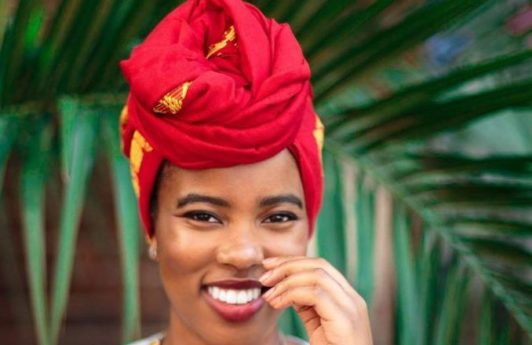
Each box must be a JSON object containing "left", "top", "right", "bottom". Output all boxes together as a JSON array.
[
  {"left": 201, "top": 280, "right": 271, "bottom": 322},
  {"left": 204, "top": 285, "right": 270, "bottom": 305}
]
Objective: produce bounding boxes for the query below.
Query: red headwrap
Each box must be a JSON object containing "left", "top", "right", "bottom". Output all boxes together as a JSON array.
[{"left": 119, "top": 0, "right": 324, "bottom": 238}]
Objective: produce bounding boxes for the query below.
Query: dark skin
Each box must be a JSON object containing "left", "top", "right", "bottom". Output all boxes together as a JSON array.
[{"left": 150, "top": 150, "right": 373, "bottom": 345}]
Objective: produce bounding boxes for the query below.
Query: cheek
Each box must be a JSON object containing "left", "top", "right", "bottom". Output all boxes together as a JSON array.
[
  {"left": 157, "top": 219, "right": 217, "bottom": 280},
  {"left": 262, "top": 223, "right": 309, "bottom": 258}
]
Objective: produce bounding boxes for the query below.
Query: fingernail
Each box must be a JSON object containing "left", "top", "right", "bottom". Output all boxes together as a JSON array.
[{"left": 259, "top": 270, "right": 273, "bottom": 283}]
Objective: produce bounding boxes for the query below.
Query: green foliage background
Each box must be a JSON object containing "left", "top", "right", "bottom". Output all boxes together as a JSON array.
[{"left": 0, "top": 0, "right": 531, "bottom": 344}]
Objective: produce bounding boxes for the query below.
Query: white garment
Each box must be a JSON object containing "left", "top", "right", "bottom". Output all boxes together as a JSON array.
[
  {"left": 127, "top": 332, "right": 165, "bottom": 345},
  {"left": 126, "top": 333, "right": 309, "bottom": 345}
]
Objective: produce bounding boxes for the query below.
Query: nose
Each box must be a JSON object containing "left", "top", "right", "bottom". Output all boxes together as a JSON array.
[{"left": 216, "top": 224, "right": 264, "bottom": 270}]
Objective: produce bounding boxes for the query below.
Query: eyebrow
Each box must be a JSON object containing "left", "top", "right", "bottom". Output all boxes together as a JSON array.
[
  {"left": 259, "top": 194, "right": 303, "bottom": 209},
  {"left": 176, "top": 193, "right": 303, "bottom": 209},
  {"left": 176, "top": 193, "right": 230, "bottom": 208}
]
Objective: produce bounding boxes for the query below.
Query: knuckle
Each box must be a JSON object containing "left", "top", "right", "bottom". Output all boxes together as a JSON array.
[
  {"left": 274, "top": 281, "right": 285, "bottom": 292},
  {"left": 358, "top": 297, "right": 369, "bottom": 311},
  {"left": 354, "top": 293, "right": 368, "bottom": 309},
  {"left": 312, "top": 267, "right": 328, "bottom": 280},
  {"left": 310, "top": 286, "right": 323, "bottom": 298},
  {"left": 278, "top": 262, "right": 293, "bottom": 275},
  {"left": 274, "top": 265, "right": 288, "bottom": 278},
  {"left": 347, "top": 297, "right": 368, "bottom": 321},
  {"left": 315, "top": 257, "right": 328, "bottom": 267},
  {"left": 315, "top": 257, "right": 335, "bottom": 272}
]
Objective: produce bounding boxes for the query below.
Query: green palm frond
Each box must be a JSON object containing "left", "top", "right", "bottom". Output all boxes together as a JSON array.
[{"left": 1, "top": 0, "right": 531, "bottom": 344}]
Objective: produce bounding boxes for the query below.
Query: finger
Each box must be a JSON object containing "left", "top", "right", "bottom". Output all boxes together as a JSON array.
[
  {"left": 294, "top": 306, "right": 322, "bottom": 334},
  {"left": 261, "top": 256, "right": 360, "bottom": 302},
  {"left": 262, "top": 269, "right": 355, "bottom": 314},
  {"left": 268, "top": 284, "right": 372, "bottom": 344},
  {"left": 262, "top": 257, "right": 348, "bottom": 290},
  {"left": 266, "top": 285, "right": 346, "bottom": 325},
  {"left": 262, "top": 255, "right": 303, "bottom": 269}
]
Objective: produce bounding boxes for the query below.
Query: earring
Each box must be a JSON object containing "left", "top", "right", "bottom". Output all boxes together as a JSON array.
[{"left": 148, "top": 244, "right": 158, "bottom": 260}]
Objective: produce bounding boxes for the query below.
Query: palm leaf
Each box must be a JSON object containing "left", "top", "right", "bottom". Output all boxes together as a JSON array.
[
  {"left": 19, "top": 117, "right": 53, "bottom": 345},
  {"left": 326, "top": 50, "right": 532, "bottom": 137},
  {"left": 49, "top": 97, "right": 99, "bottom": 344},
  {"left": 353, "top": 170, "right": 376, "bottom": 304},
  {"left": 433, "top": 259, "right": 469, "bottom": 345},
  {"left": 416, "top": 231, "right": 442, "bottom": 345},
  {"left": 309, "top": 0, "right": 488, "bottom": 101},
  {"left": 317, "top": 151, "right": 347, "bottom": 273},
  {"left": 392, "top": 203, "right": 422, "bottom": 345},
  {"left": 315, "top": 0, "right": 532, "bottom": 330},
  {"left": 0, "top": 114, "right": 19, "bottom": 192},
  {"left": 102, "top": 106, "right": 142, "bottom": 343}
]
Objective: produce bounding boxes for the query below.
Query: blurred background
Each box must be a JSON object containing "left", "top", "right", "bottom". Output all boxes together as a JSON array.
[{"left": 1, "top": 0, "right": 531, "bottom": 344}]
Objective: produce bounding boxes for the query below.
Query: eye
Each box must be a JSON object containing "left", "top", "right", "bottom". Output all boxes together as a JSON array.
[
  {"left": 263, "top": 212, "right": 298, "bottom": 223},
  {"left": 183, "top": 211, "right": 221, "bottom": 224}
]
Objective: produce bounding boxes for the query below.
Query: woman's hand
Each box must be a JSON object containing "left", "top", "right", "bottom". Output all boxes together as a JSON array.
[{"left": 259, "top": 256, "right": 373, "bottom": 345}]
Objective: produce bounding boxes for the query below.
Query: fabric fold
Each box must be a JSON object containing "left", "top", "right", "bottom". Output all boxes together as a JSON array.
[{"left": 120, "top": 0, "right": 324, "bottom": 237}]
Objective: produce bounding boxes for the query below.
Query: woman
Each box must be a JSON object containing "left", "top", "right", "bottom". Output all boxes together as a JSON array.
[{"left": 119, "top": 0, "right": 374, "bottom": 344}]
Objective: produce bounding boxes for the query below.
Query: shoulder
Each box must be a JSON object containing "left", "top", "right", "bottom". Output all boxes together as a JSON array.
[
  {"left": 125, "top": 332, "right": 164, "bottom": 345},
  {"left": 286, "top": 335, "right": 309, "bottom": 345}
]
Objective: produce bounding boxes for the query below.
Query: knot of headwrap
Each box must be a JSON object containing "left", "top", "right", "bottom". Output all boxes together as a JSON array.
[{"left": 120, "top": 0, "right": 324, "bottom": 237}]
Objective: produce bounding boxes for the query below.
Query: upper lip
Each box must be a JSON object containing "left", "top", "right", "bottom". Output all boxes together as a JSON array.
[{"left": 204, "top": 279, "right": 263, "bottom": 289}]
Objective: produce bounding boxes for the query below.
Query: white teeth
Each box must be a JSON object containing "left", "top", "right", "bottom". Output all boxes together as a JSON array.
[
  {"left": 226, "top": 290, "right": 237, "bottom": 304},
  {"left": 236, "top": 290, "right": 247, "bottom": 304},
  {"left": 207, "top": 286, "right": 262, "bottom": 305}
]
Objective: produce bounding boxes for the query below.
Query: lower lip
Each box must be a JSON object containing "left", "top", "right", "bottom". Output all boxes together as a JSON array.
[{"left": 203, "top": 289, "right": 265, "bottom": 322}]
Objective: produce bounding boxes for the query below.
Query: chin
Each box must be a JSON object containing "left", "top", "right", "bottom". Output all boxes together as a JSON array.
[
  {"left": 170, "top": 299, "right": 282, "bottom": 345},
  {"left": 201, "top": 318, "right": 281, "bottom": 345}
]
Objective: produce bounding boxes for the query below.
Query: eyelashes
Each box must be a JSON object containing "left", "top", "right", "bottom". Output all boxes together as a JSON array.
[
  {"left": 263, "top": 212, "right": 298, "bottom": 223},
  {"left": 183, "top": 211, "right": 221, "bottom": 224},
  {"left": 180, "top": 211, "right": 299, "bottom": 225}
]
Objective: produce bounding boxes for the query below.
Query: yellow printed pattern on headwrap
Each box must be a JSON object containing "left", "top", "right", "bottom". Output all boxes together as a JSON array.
[
  {"left": 313, "top": 116, "right": 324, "bottom": 163},
  {"left": 129, "top": 131, "right": 153, "bottom": 197},
  {"left": 206, "top": 25, "right": 237, "bottom": 59},
  {"left": 153, "top": 81, "right": 192, "bottom": 115},
  {"left": 119, "top": 105, "right": 129, "bottom": 152},
  {"left": 120, "top": 105, "right": 128, "bottom": 126}
]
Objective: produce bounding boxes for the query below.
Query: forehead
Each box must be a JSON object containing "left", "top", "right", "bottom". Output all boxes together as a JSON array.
[{"left": 160, "top": 149, "right": 304, "bottom": 201}]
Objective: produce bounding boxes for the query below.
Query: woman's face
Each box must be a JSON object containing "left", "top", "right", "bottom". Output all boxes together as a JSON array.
[{"left": 153, "top": 149, "right": 309, "bottom": 345}]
